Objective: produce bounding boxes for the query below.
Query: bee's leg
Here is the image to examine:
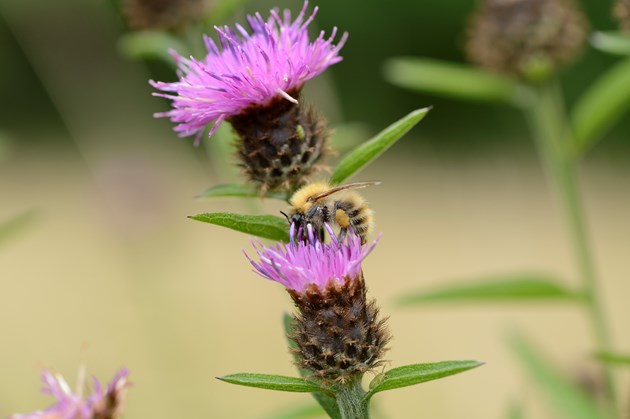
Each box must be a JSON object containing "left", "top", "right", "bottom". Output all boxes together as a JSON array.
[
  {"left": 337, "top": 227, "right": 348, "bottom": 244},
  {"left": 335, "top": 209, "right": 351, "bottom": 244}
]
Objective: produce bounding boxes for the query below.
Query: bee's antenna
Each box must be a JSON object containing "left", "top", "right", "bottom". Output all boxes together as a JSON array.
[{"left": 279, "top": 211, "right": 290, "bottom": 223}]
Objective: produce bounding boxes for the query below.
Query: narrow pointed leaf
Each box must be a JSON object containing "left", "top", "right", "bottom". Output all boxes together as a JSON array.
[
  {"left": 384, "top": 57, "right": 522, "bottom": 104},
  {"left": 283, "top": 313, "right": 342, "bottom": 419},
  {"left": 366, "top": 360, "right": 483, "bottom": 399},
  {"left": 329, "top": 108, "right": 430, "bottom": 185},
  {"left": 118, "top": 31, "right": 189, "bottom": 65},
  {"left": 189, "top": 213, "right": 289, "bottom": 242},
  {"left": 572, "top": 58, "right": 630, "bottom": 155},
  {"left": 217, "top": 373, "right": 324, "bottom": 393},
  {"left": 510, "top": 333, "right": 611, "bottom": 419},
  {"left": 197, "top": 184, "right": 288, "bottom": 200},
  {"left": 590, "top": 31, "right": 630, "bottom": 56},
  {"left": 399, "top": 275, "right": 583, "bottom": 306},
  {"left": 594, "top": 352, "right": 630, "bottom": 366}
]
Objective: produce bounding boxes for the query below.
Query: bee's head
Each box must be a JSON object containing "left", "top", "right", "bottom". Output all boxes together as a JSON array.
[
  {"left": 291, "top": 213, "right": 304, "bottom": 226},
  {"left": 280, "top": 211, "right": 304, "bottom": 227}
]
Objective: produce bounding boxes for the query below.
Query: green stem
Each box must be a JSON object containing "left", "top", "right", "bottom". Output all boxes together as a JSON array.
[
  {"left": 524, "top": 81, "right": 617, "bottom": 413},
  {"left": 335, "top": 376, "right": 370, "bottom": 419}
]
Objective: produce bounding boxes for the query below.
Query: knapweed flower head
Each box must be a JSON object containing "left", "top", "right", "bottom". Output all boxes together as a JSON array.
[
  {"left": 466, "top": 0, "right": 587, "bottom": 79},
  {"left": 246, "top": 224, "right": 390, "bottom": 383},
  {"left": 152, "top": 1, "right": 346, "bottom": 193},
  {"left": 12, "top": 369, "right": 130, "bottom": 419},
  {"left": 614, "top": 0, "right": 630, "bottom": 31}
]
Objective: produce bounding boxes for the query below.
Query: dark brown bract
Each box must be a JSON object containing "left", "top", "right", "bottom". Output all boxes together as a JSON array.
[
  {"left": 288, "top": 273, "right": 390, "bottom": 383},
  {"left": 466, "top": 0, "right": 588, "bottom": 78},
  {"left": 229, "top": 90, "right": 330, "bottom": 195}
]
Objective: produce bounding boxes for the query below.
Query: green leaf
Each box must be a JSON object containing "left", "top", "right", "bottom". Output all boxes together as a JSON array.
[
  {"left": 398, "top": 274, "right": 583, "bottom": 306},
  {"left": 366, "top": 360, "right": 482, "bottom": 399},
  {"left": 384, "top": 57, "right": 522, "bottom": 104},
  {"left": 594, "top": 352, "right": 630, "bottom": 366},
  {"left": 217, "top": 373, "right": 325, "bottom": 393},
  {"left": 572, "top": 58, "right": 630, "bottom": 155},
  {"left": 590, "top": 31, "right": 630, "bottom": 56},
  {"left": 118, "top": 31, "right": 189, "bottom": 65},
  {"left": 197, "top": 184, "right": 288, "bottom": 200},
  {"left": 329, "top": 108, "right": 430, "bottom": 185},
  {"left": 510, "top": 333, "right": 611, "bottom": 419},
  {"left": 0, "top": 210, "right": 36, "bottom": 248},
  {"left": 283, "top": 313, "right": 342, "bottom": 419},
  {"left": 189, "top": 213, "right": 289, "bottom": 242}
]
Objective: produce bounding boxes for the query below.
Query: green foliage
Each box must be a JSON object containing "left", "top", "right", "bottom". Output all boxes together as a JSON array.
[
  {"left": 594, "top": 352, "right": 630, "bottom": 366},
  {"left": 398, "top": 274, "right": 583, "bottom": 305},
  {"left": 572, "top": 58, "right": 630, "bottom": 155},
  {"left": 329, "top": 108, "right": 431, "bottom": 185},
  {"left": 365, "top": 360, "right": 483, "bottom": 400},
  {"left": 510, "top": 333, "right": 611, "bottom": 419},
  {"left": 590, "top": 32, "right": 630, "bottom": 56},
  {"left": 189, "top": 213, "right": 289, "bottom": 242},
  {"left": 384, "top": 57, "right": 522, "bottom": 104},
  {"left": 217, "top": 373, "right": 327, "bottom": 394},
  {"left": 283, "top": 313, "right": 342, "bottom": 419},
  {"left": 197, "top": 184, "right": 288, "bottom": 200},
  {"left": 118, "top": 31, "right": 189, "bottom": 65}
]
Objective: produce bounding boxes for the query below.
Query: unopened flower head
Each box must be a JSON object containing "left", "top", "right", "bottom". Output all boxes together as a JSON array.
[
  {"left": 151, "top": 1, "right": 346, "bottom": 192},
  {"left": 466, "top": 0, "right": 587, "bottom": 79},
  {"left": 11, "top": 368, "right": 130, "bottom": 419},
  {"left": 614, "top": 0, "right": 630, "bottom": 31},
  {"left": 122, "top": 0, "right": 208, "bottom": 31},
  {"left": 246, "top": 225, "right": 389, "bottom": 383}
]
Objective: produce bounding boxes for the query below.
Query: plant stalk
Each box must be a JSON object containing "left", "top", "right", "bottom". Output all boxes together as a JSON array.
[
  {"left": 335, "top": 376, "right": 370, "bottom": 419},
  {"left": 524, "top": 81, "right": 617, "bottom": 412}
]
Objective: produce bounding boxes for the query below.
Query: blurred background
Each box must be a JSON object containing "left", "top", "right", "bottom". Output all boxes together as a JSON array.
[{"left": 0, "top": 0, "right": 628, "bottom": 417}]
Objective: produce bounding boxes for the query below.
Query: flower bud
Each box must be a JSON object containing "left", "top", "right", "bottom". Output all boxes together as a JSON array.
[
  {"left": 122, "top": 0, "right": 208, "bottom": 31},
  {"left": 466, "top": 0, "right": 588, "bottom": 79},
  {"left": 614, "top": 0, "right": 630, "bottom": 31}
]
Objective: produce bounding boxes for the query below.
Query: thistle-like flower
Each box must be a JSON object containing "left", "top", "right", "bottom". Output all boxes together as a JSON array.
[
  {"left": 11, "top": 368, "right": 130, "bottom": 419},
  {"left": 466, "top": 0, "right": 587, "bottom": 78},
  {"left": 151, "top": 1, "right": 347, "bottom": 192},
  {"left": 122, "top": 0, "right": 208, "bottom": 31},
  {"left": 614, "top": 0, "right": 630, "bottom": 31},
  {"left": 246, "top": 224, "right": 390, "bottom": 383}
]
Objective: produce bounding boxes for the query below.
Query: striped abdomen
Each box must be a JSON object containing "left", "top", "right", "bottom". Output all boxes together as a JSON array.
[{"left": 334, "top": 193, "right": 373, "bottom": 244}]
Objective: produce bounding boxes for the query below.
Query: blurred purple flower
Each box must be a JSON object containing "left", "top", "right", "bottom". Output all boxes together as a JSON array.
[
  {"left": 11, "top": 369, "right": 130, "bottom": 419},
  {"left": 246, "top": 224, "right": 378, "bottom": 293},
  {"left": 151, "top": 1, "right": 347, "bottom": 144}
]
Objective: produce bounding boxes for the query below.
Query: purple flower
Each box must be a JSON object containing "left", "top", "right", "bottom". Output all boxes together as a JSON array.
[
  {"left": 245, "top": 224, "right": 379, "bottom": 293},
  {"left": 151, "top": 1, "right": 347, "bottom": 144},
  {"left": 11, "top": 368, "right": 130, "bottom": 419}
]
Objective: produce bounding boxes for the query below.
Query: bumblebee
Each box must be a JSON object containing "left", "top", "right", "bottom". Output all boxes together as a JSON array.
[{"left": 286, "top": 181, "right": 378, "bottom": 244}]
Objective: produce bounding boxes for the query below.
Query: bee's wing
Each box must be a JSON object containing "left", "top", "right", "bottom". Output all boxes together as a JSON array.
[{"left": 308, "top": 181, "right": 381, "bottom": 201}]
